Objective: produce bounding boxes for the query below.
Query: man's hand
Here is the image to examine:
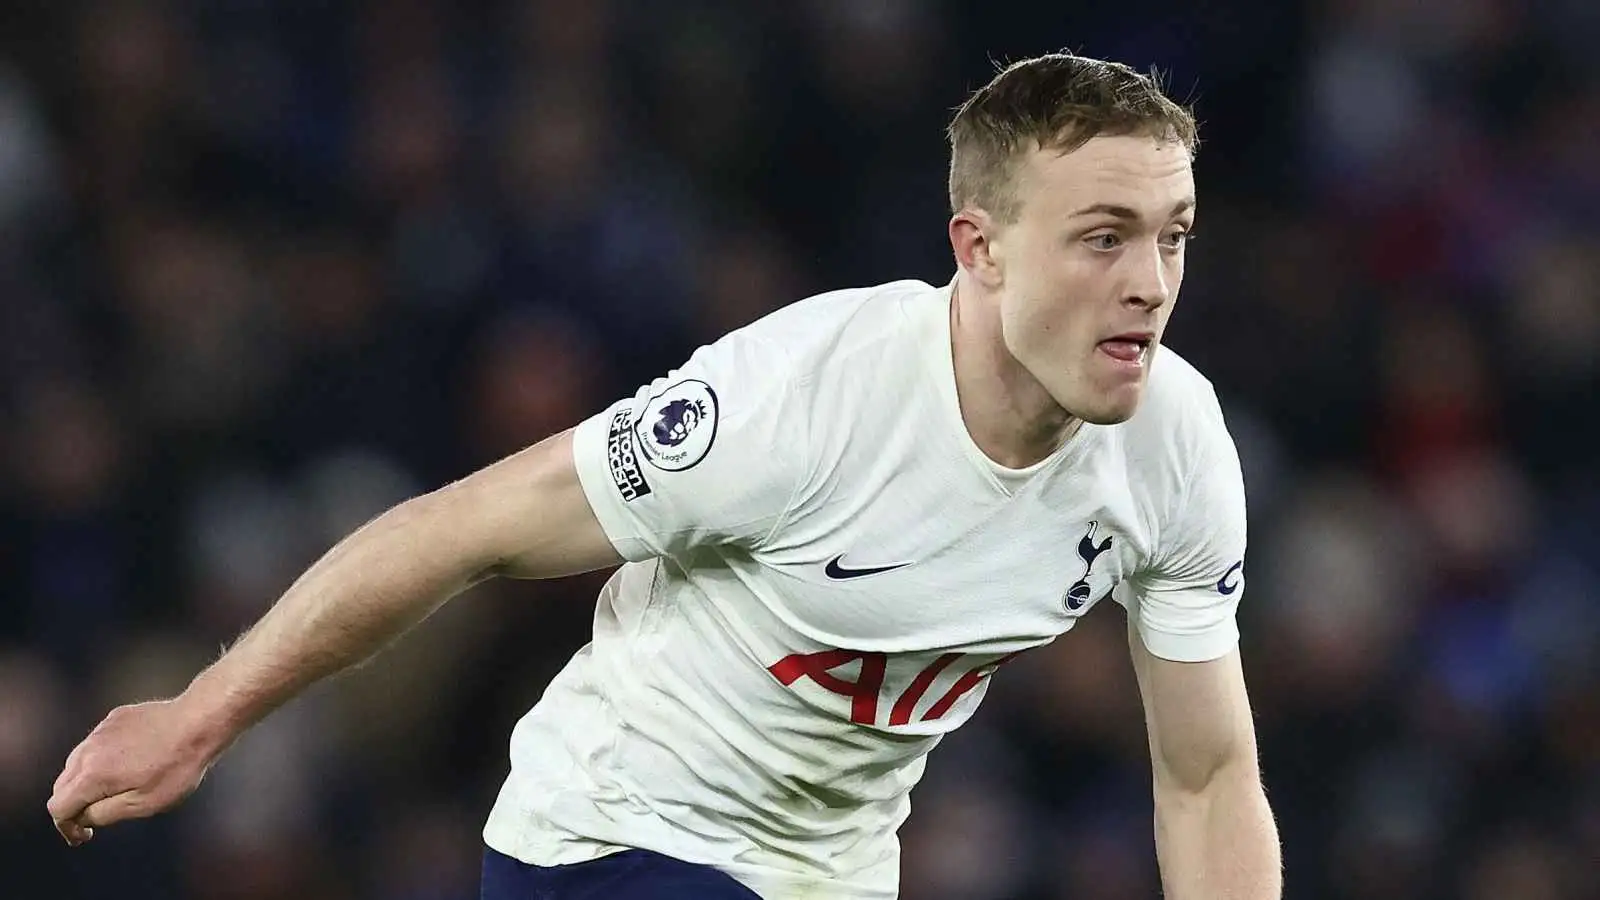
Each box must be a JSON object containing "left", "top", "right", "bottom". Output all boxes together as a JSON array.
[
  {"left": 44, "top": 428, "right": 622, "bottom": 847},
  {"left": 47, "top": 698, "right": 224, "bottom": 846}
]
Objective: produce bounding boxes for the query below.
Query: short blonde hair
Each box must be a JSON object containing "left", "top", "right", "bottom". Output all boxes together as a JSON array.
[{"left": 947, "top": 52, "right": 1199, "bottom": 222}]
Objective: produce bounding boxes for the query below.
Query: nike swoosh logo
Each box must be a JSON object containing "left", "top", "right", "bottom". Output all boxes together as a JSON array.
[{"left": 824, "top": 555, "right": 912, "bottom": 580}]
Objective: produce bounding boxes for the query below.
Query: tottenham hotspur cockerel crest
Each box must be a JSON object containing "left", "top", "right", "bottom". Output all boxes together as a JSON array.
[
  {"left": 635, "top": 379, "right": 720, "bottom": 471},
  {"left": 1064, "top": 520, "right": 1116, "bottom": 612}
]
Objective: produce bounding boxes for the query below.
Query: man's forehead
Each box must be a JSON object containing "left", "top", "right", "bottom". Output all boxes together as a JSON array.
[{"left": 1020, "top": 136, "right": 1195, "bottom": 216}]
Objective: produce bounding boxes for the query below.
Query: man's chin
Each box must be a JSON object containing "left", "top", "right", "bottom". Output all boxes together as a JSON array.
[{"left": 1074, "top": 384, "right": 1145, "bottom": 425}]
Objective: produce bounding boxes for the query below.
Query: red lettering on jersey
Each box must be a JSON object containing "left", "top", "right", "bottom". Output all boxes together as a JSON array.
[
  {"left": 768, "top": 650, "right": 887, "bottom": 725},
  {"left": 921, "top": 651, "right": 1023, "bottom": 721},
  {"left": 888, "top": 652, "right": 962, "bottom": 726},
  {"left": 770, "top": 649, "right": 1027, "bottom": 727}
]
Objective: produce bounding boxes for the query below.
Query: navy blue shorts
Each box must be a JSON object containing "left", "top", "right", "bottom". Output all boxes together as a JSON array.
[{"left": 480, "top": 846, "right": 763, "bottom": 899}]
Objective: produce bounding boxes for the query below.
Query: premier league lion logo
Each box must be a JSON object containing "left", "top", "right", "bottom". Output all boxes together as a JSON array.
[
  {"left": 635, "top": 380, "right": 719, "bottom": 471},
  {"left": 652, "top": 399, "right": 706, "bottom": 447}
]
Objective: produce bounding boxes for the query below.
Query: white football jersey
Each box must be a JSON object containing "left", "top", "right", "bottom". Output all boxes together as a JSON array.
[{"left": 482, "top": 278, "right": 1248, "bottom": 898}]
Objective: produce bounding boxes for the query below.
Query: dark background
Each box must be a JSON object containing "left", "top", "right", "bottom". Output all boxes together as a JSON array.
[{"left": 1, "top": 1, "right": 1596, "bottom": 898}]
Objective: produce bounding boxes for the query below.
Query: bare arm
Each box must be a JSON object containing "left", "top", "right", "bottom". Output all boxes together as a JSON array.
[
  {"left": 48, "top": 428, "right": 621, "bottom": 843},
  {"left": 185, "top": 427, "right": 619, "bottom": 726},
  {"left": 1129, "top": 622, "right": 1282, "bottom": 899}
]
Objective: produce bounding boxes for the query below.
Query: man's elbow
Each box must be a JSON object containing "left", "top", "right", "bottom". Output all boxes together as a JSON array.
[{"left": 1153, "top": 747, "right": 1263, "bottom": 803}]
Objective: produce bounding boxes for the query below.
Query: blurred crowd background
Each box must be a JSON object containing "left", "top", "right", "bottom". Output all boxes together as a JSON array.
[{"left": 1, "top": 1, "right": 1597, "bottom": 898}]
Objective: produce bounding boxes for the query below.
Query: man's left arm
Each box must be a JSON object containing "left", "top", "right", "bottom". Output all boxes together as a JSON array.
[
  {"left": 1130, "top": 629, "right": 1281, "bottom": 899},
  {"left": 1123, "top": 381, "right": 1280, "bottom": 898}
]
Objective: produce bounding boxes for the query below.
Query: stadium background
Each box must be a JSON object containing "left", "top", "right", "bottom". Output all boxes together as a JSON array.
[{"left": 1, "top": 1, "right": 1596, "bottom": 898}]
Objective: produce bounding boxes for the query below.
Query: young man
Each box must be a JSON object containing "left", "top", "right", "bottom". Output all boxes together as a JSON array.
[{"left": 49, "top": 53, "right": 1282, "bottom": 899}]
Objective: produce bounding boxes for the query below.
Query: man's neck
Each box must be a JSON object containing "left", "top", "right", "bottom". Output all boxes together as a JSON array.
[{"left": 948, "top": 275, "right": 1082, "bottom": 469}]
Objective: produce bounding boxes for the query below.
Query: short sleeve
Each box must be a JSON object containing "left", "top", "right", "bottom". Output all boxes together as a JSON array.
[
  {"left": 1126, "top": 391, "right": 1249, "bottom": 663},
  {"left": 570, "top": 330, "right": 806, "bottom": 563}
]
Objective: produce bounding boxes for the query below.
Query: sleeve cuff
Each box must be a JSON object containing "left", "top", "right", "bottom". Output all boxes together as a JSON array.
[
  {"left": 1135, "top": 617, "right": 1240, "bottom": 663},
  {"left": 570, "top": 409, "right": 659, "bottom": 563}
]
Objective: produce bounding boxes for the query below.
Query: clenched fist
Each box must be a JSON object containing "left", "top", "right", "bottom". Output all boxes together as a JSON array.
[{"left": 47, "top": 698, "right": 226, "bottom": 846}]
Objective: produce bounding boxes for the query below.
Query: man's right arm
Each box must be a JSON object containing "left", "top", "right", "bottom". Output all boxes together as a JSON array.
[
  {"left": 47, "top": 427, "right": 621, "bottom": 844},
  {"left": 185, "top": 426, "right": 623, "bottom": 730}
]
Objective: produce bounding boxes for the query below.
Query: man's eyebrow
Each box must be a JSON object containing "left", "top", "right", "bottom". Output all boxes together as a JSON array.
[{"left": 1069, "top": 198, "right": 1196, "bottom": 219}]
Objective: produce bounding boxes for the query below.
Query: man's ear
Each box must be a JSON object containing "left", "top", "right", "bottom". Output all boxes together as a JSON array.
[{"left": 949, "top": 207, "right": 1005, "bottom": 288}]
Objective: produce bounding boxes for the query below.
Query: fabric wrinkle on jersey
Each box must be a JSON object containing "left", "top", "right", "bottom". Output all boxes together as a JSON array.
[{"left": 482, "top": 277, "right": 1249, "bottom": 899}]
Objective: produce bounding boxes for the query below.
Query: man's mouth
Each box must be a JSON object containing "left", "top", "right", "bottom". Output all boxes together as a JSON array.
[{"left": 1097, "top": 332, "right": 1154, "bottom": 365}]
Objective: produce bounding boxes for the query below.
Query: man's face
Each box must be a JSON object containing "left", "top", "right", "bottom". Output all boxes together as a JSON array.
[{"left": 986, "top": 134, "right": 1196, "bottom": 425}]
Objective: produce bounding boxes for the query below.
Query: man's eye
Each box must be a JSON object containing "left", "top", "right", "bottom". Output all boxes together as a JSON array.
[
  {"left": 1086, "top": 233, "right": 1121, "bottom": 250},
  {"left": 1162, "top": 229, "right": 1194, "bottom": 249}
]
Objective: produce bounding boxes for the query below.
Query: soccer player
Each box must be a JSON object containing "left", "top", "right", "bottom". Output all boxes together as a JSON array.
[{"left": 49, "top": 53, "right": 1282, "bottom": 898}]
